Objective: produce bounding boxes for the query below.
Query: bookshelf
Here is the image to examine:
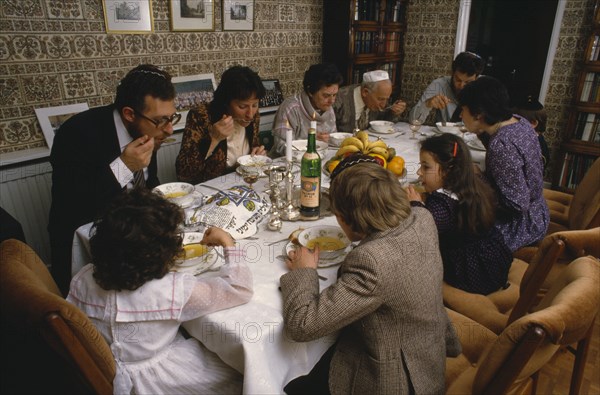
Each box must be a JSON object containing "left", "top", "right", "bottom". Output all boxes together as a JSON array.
[
  {"left": 322, "top": 0, "right": 408, "bottom": 96},
  {"left": 554, "top": 0, "right": 600, "bottom": 192}
]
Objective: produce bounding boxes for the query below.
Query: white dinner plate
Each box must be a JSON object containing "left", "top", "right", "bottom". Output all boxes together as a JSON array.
[
  {"left": 368, "top": 127, "right": 395, "bottom": 135},
  {"left": 172, "top": 233, "right": 220, "bottom": 275},
  {"left": 283, "top": 241, "right": 351, "bottom": 268}
]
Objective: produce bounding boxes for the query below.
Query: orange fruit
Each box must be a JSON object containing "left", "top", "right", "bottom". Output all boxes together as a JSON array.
[
  {"left": 327, "top": 159, "right": 340, "bottom": 174},
  {"left": 387, "top": 156, "right": 405, "bottom": 176},
  {"left": 368, "top": 153, "right": 387, "bottom": 168}
]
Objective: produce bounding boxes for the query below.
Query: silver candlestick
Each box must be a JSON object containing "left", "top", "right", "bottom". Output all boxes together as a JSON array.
[{"left": 281, "top": 160, "right": 300, "bottom": 221}]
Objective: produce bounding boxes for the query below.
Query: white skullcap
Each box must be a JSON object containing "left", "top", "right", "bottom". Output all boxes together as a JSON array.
[{"left": 363, "top": 70, "right": 389, "bottom": 82}]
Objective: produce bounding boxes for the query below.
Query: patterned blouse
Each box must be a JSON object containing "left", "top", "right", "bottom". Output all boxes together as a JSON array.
[
  {"left": 176, "top": 102, "right": 261, "bottom": 184},
  {"left": 485, "top": 116, "right": 549, "bottom": 252},
  {"left": 412, "top": 190, "right": 512, "bottom": 295}
]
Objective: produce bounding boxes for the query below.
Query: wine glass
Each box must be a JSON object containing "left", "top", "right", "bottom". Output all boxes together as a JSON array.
[
  {"left": 409, "top": 119, "right": 422, "bottom": 140},
  {"left": 241, "top": 168, "right": 260, "bottom": 189}
]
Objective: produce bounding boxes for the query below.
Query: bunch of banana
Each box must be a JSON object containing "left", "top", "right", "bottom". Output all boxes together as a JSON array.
[{"left": 335, "top": 130, "right": 393, "bottom": 160}]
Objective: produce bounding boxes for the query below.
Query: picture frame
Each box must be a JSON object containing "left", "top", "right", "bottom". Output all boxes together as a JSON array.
[
  {"left": 222, "top": 0, "right": 254, "bottom": 31},
  {"left": 34, "top": 103, "right": 89, "bottom": 150},
  {"left": 259, "top": 79, "right": 284, "bottom": 112},
  {"left": 102, "top": 0, "right": 154, "bottom": 34},
  {"left": 171, "top": 73, "right": 217, "bottom": 130},
  {"left": 170, "top": 0, "right": 215, "bottom": 31}
]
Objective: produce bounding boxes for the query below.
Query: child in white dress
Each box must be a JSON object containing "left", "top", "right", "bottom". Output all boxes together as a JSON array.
[{"left": 67, "top": 188, "right": 253, "bottom": 395}]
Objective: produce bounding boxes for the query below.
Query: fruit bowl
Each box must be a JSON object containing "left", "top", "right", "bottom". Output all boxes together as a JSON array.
[{"left": 297, "top": 225, "right": 351, "bottom": 261}]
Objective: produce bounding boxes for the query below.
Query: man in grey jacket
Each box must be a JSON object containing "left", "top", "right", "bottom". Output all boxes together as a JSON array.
[{"left": 333, "top": 70, "right": 406, "bottom": 132}]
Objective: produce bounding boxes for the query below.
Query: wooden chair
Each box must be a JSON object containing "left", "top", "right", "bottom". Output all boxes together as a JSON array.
[
  {"left": 515, "top": 157, "right": 600, "bottom": 262},
  {"left": 445, "top": 256, "right": 600, "bottom": 395},
  {"left": 0, "top": 239, "right": 115, "bottom": 395}
]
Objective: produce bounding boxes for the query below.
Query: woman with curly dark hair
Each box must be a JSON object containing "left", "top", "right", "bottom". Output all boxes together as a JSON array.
[
  {"left": 67, "top": 188, "right": 253, "bottom": 394},
  {"left": 176, "top": 65, "right": 267, "bottom": 184}
]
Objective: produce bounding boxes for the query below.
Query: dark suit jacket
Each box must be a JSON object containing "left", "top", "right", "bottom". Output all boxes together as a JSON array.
[
  {"left": 281, "top": 208, "right": 460, "bottom": 394},
  {"left": 48, "top": 104, "right": 159, "bottom": 293}
]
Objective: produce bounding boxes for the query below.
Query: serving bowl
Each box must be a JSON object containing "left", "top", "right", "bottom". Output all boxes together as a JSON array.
[
  {"left": 292, "top": 139, "right": 328, "bottom": 162},
  {"left": 152, "top": 182, "right": 196, "bottom": 208},
  {"left": 237, "top": 155, "right": 273, "bottom": 174},
  {"left": 369, "top": 120, "right": 395, "bottom": 133},
  {"left": 435, "top": 122, "right": 462, "bottom": 135},
  {"left": 297, "top": 225, "right": 351, "bottom": 261},
  {"left": 329, "top": 132, "right": 353, "bottom": 147}
]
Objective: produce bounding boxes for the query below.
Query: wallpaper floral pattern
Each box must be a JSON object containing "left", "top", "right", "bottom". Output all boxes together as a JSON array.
[{"left": 0, "top": 0, "right": 595, "bottom": 182}]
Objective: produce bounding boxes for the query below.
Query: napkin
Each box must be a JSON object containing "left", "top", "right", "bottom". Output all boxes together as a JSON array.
[{"left": 186, "top": 185, "right": 269, "bottom": 239}]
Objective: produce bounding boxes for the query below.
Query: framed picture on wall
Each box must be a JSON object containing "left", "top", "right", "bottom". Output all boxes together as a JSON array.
[
  {"left": 35, "top": 103, "right": 89, "bottom": 150},
  {"left": 171, "top": 74, "right": 217, "bottom": 130},
  {"left": 222, "top": 0, "right": 254, "bottom": 31},
  {"left": 170, "top": 0, "right": 215, "bottom": 31},
  {"left": 259, "top": 79, "right": 284, "bottom": 112},
  {"left": 102, "top": 0, "right": 154, "bottom": 34}
]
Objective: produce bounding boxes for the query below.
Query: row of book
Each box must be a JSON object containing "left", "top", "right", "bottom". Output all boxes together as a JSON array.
[
  {"left": 572, "top": 112, "right": 600, "bottom": 142},
  {"left": 354, "top": 31, "right": 377, "bottom": 54},
  {"left": 557, "top": 153, "right": 597, "bottom": 190},
  {"left": 383, "top": 32, "right": 402, "bottom": 53},
  {"left": 579, "top": 72, "right": 600, "bottom": 102},
  {"left": 353, "top": 0, "right": 406, "bottom": 23},
  {"left": 589, "top": 35, "right": 600, "bottom": 62}
]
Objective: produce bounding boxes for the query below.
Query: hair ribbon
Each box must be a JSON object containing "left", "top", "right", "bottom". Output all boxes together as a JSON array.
[{"left": 452, "top": 142, "right": 458, "bottom": 157}]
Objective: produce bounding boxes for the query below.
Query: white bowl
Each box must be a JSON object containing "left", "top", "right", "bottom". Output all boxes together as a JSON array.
[
  {"left": 329, "top": 132, "right": 353, "bottom": 147},
  {"left": 435, "top": 122, "right": 462, "bottom": 135},
  {"left": 152, "top": 182, "right": 195, "bottom": 208},
  {"left": 297, "top": 225, "right": 351, "bottom": 261},
  {"left": 237, "top": 155, "right": 273, "bottom": 174},
  {"left": 292, "top": 139, "right": 328, "bottom": 162},
  {"left": 173, "top": 232, "right": 217, "bottom": 273},
  {"left": 369, "top": 120, "right": 395, "bottom": 133}
]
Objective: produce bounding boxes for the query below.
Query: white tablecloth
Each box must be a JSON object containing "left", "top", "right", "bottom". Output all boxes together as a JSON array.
[{"left": 70, "top": 122, "right": 486, "bottom": 394}]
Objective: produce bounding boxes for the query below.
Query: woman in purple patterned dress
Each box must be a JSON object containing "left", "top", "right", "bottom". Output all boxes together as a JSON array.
[{"left": 457, "top": 76, "right": 549, "bottom": 252}]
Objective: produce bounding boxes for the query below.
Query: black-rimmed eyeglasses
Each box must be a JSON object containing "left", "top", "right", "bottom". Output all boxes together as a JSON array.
[{"left": 134, "top": 110, "right": 181, "bottom": 129}]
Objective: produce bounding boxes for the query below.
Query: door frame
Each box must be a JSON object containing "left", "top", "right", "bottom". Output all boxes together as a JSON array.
[{"left": 455, "top": 0, "right": 566, "bottom": 104}]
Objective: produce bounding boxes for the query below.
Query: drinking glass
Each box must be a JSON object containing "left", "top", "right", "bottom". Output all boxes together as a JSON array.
[
  {"left": 409, "top": 119, "right": 422, "bottom": 140},
  {"left": 241, "top": 168, "right": 260, "bottom": 189}
]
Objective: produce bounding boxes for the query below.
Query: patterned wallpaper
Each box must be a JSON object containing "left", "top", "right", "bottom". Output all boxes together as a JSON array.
[
  {"left": 401, "top": 0, "right": 595, "bottom": 180},
  {"left": 0, "top": 0, "right": 322, "bottom": 156},
  {"left": 0, "top": 0, "right": 594, "bottom": 181}
]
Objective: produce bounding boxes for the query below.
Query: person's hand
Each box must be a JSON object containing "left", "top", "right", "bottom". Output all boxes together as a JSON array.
[
  {"left": 286, "top": 245, "right": 319, "bottom": 270},
  {"left": 210, "top": 114, "right": 235, "bottom": 142},
  {"left": 426, "top": 94, "right": 452, "bottom": 110},
  {"left": 316, "top": 132, "right": 330, "bottom": 143},
  {"left": 121, "top": 135, "right": 154, "bottom": 172},
  {"left": 250, "top": 145, "right": 266, "bottom": 156},
  {"left": 406, "top": 185, "right": 423, "bottom": 202},
  {"left": 389, "top": 100, "right": 407, "bottom": 115},
  {"left": 201, "top": 227, "right": 235, "bottom": 247}
]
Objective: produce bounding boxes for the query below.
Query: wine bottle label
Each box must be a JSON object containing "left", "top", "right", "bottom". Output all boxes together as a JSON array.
[{"left": 300, "top": 176, "right": 320, "bottom": 208}]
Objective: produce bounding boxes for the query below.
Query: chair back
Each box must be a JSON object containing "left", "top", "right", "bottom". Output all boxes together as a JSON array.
[
  {"left": 473, "top": 256, "right": 600, "bottom": 394},
  {"left": 0, "top": 239, "right": 115, "bottom": 394},
  {"left": 569, "top": 157, "right": 600, "bottom": 230}
]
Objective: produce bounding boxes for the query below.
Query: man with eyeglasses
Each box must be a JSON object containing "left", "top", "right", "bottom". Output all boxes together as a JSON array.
[
  {"left": 48, "top": 64, "right": 179, "bottom": 295},
  {"left": 409, "top": 52, "right": 485, "bottom": 124}
]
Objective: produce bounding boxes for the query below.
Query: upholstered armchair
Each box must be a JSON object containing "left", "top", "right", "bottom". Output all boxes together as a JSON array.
[
  {"left": 0, "top": 239, "right": 115, "bottom": 394},
  {"left": 445, "top": 256, "right": 600, "bottom": 395},
  {"left": 515, "top": 157, "right": 600, "bottom": 262}
]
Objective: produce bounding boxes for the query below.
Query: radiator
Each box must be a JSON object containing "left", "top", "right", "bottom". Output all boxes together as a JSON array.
[{"left": 0, "top": 162, "right": 53, "bottom": 265}]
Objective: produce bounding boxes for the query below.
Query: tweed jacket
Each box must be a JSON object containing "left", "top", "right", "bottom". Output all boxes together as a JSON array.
[
  {"left": 281, "top": 207, "right": 459, "bottom": 395},
  {"left": 49, "top": 104, "right": 158, "bottom": 293},
  {"left": 332, "top": 84, "right": 401, "bottom": 133}
]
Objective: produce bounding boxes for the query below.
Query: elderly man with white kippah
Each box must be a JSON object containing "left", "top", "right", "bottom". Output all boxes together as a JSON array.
[{"left": 332, "top": 70, "right": 406, "bottom": 133}]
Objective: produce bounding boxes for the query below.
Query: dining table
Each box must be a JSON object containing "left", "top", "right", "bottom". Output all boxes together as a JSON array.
[{"left": 70, "top": 121, "right": 486, "bottom": 394}]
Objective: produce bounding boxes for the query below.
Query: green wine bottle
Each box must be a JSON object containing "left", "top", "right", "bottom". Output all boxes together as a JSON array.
[{"left": 300, "top": 119, "right": 321, "bottom": 220}]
